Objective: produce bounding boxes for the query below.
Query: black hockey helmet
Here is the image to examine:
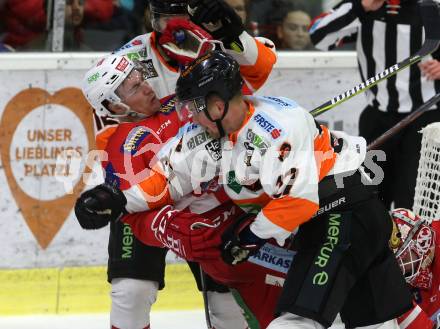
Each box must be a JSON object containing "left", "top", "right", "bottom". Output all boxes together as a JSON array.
[
  {"left": 149, "top": 0, "right": 188, "bottom": 15},
  {"left": 176, "top": 50, "right": 243, "bottom": 115},
  {"left": 175, "top": 50, "right": 244, "bottom": 137}
]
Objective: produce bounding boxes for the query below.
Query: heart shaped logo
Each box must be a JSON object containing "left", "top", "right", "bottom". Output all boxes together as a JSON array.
[{"left": 0, "top": 88, "right": 95, "bottom": 249}]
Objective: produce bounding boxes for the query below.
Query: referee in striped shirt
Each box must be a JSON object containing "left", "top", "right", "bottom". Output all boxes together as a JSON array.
[{"left": 309, "top": 0, "right": 440, "bottom": 209}]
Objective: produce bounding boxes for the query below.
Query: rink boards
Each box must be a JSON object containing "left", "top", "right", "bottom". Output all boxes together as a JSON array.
[{"left": 0, "top": 263, "right": 203, "bottom": 315}]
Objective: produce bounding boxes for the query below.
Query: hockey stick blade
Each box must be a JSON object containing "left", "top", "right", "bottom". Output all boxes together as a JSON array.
[
  {"left": 310, "top": 0, "right": 440, "bottom": 118},
  {"left": 367, "top": 92, "right": 440, "bottom": 151}
]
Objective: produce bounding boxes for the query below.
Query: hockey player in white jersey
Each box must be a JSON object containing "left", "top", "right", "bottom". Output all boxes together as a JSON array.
[
  {"left": 82, "top": 0, "right": 277, "bottom": 328},
  {"left": 174, "top": 50, "right": 413, "bottom": 329}
]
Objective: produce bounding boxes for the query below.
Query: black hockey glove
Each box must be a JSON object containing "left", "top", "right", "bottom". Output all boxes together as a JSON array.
[
  {"left": 221, "top": 213, "right": 265, "bottom": 265},
  {"left": 188, "top": 0, "right": 244, "bottom": 47},
  {"left": 74, "top": 183, "right": 127, "bottom": 230}
]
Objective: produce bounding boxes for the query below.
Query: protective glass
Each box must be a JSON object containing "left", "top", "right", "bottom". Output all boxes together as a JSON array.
[{"left": 175, "top": 97, "right": 207, "bottom": 121}]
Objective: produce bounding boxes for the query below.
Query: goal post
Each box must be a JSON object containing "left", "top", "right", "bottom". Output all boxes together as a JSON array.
[{"left": 413, "top": 122, "right": 440, "bottom": 223}]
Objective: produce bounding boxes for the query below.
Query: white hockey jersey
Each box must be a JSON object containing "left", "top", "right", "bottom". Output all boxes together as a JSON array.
[
  {"left": 148, "top": 96, "right": 366, "bottom": 245},
  {"left": 221, "top": 96, "right": 366, "bottom": 245}
]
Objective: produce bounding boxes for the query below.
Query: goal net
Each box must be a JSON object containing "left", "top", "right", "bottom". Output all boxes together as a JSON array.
[{"left": 413, "top": 122, "right": 440, "bottom": 223}]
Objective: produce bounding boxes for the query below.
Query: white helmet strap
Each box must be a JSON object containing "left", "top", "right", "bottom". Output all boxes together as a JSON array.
[{"left": 107, "top": 102, "right": 149, "bottom": 119}]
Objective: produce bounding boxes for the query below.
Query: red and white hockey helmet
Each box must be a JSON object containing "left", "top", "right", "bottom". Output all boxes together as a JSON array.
[
  {"left": 390, "top": 208, "right": 435, "bottom": 289},
  {"left": 82, "top": 54, "right": 149, "bottom": 118}
]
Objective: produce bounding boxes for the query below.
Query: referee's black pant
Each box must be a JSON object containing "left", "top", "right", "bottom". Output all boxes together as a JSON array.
[{"left": 359, "top": 105, "right": 440, "bottom": 209}]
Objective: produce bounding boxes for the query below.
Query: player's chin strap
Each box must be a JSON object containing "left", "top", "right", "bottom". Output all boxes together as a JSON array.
[
  {"left": 108, "top": 102, "right": 149, "bottom": 120},
  {"left": 203, "top": 101, "right": 229, "bottom": 138}
]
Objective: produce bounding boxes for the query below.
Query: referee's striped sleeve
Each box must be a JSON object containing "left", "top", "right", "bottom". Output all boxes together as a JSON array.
[{"left": 309, "top": 0, "right": 363, "bottom": 50}]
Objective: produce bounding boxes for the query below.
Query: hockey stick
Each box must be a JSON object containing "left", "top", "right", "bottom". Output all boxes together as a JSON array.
[
  {"left": 367, "top": 92, "right": 440, "bottom": 150},
  {"left": 199, "top": 265, "right": 213, "bottom": 329},
  {"left": 309, "top": 0, "right": 440, "bottom": 118}
]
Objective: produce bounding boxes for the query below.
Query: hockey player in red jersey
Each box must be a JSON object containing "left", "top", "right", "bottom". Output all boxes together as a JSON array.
[
  {"left": 76, "top": 51, "right": 294, "bottom": 327},
  {"left": 77, "top": 7, "right": 277, "bottom": 324},
  {"left": 390, "top": 208, "right": 440, "bottom": 329},
  {"left": 122, "top": 205, "right": 292, "bottom": 329}
]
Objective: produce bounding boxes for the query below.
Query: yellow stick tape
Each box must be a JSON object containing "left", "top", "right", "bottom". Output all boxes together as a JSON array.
[{"left": 0, "top": 263, "right": 203, "bottom": 315}]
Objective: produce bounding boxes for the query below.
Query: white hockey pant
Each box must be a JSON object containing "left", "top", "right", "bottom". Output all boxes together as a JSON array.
[
  {"left": 110, "top": 278, "right": 158, "bottom": 329},
  {"left": 207, "top": 291, "right": 249, "bottom": 329}
]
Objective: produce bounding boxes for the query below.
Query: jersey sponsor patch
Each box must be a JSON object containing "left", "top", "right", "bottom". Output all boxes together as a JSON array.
[
  {"left": 263, "top": 96, "right": 297, "bottom": 108},
  {"left": 116, "top": 57, "right": 129, "bottom": 71},
  {"left": 187, "top": 130, "right": 211, "bottom": 150},
  {"left": 121, "top": 126, "right": 150, "bottom": 154},
  {"left": 87, "top": 72, "right": 100, "bottom": 83},
  {"left": 126, "top": 51, "right": 142, "bottom": 62},
  {"left": 123, "top": 47, "right": 148, "bottom": 62},
  {"left": 253, "top": 113, "right": 284, "bottom": 139},
  {"left": 205, "top": 139, "right": 222, "bottom": 161},
  {"left": 248, "top": 243, "right": 295, "bottom": 274},
  {"left": 246, "top": 129, "right": 269, "bottom": 155},
  {"left": 144, "top": 59, "right": 158, "bottom": 79},
  {"left": 160, "top": 95, "right": 176, "bottom": 114}
]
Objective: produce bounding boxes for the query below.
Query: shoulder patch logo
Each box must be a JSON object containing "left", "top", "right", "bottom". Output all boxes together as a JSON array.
[
  {"left": 121, "top": 126, "right": 150, "bottom": 154},
  {"left": 159, "top": 95, "right": 176, "bottom": 114}
]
